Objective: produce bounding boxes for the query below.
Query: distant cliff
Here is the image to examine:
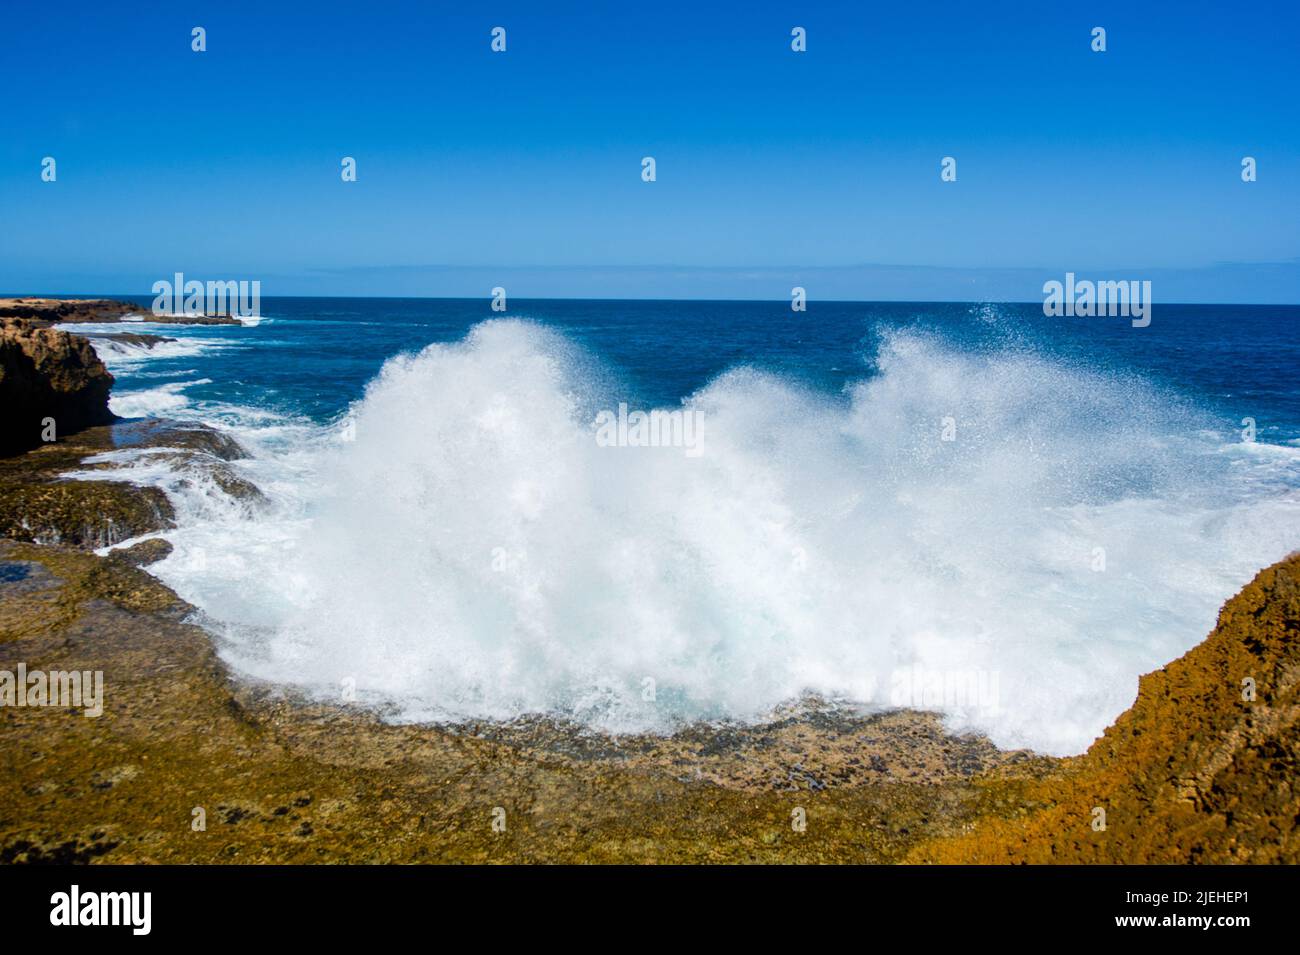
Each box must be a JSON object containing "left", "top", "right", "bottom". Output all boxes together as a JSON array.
[
  {"left": 0, "top": 297, "right": 145, "bottom": 324},
  {"left": 0, "top": 297, "right": 241, "bottom": 326}
]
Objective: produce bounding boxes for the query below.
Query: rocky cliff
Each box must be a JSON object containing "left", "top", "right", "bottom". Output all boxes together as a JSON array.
[
  {"left": 0, "top": 319, "right": 116, "bottom": 456},
  {"left": 909, "top": 551, "right": 1300, "bottom": 863},
  {"left": 0, "top": 298, "right": 145, "bottom": 325},
  {"left": 0, "top": 297, "right": 241, "bottom": 326}
]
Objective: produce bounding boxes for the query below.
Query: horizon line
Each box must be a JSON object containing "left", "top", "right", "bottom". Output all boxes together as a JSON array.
[{"left": 8, "top": 292, "right": 1300, "bottom": 308}]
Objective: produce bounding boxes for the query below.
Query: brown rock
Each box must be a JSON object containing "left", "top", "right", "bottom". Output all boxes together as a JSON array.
[
  {"left": 108, "top": 537, "right": 174, "bottom": 567},
  {"left": 0, "top": 297, "right": 241, "bottom": 326},
  {"left": 0, "top": 297, "right": 146, "bottom": 324},
  {"left": 0, "top": 318, "right": 116, "bottom": 456},
  {"left": 0, "top": 419, "right": 250, "bottom": 550},
  {"left": 0, "top": 458, "right": 1295, "bottom": 865},
  {"left": 910, "top": 550, "right": 1300, "bottom": 863},
  {"left": 0, "top": 479, "right": 173, "bottom": 549},
  {"left": 88, "top": 332, "right": 176, "bottom": 349}
]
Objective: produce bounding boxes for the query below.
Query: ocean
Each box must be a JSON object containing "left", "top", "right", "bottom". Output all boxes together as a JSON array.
[{"left": 61, "top": 298, "right": 1300, "bottom": 755}]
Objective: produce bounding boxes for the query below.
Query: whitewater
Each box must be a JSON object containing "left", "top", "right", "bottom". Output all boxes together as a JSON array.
[{"left": 74, "top": 316, "right": 1300, "bottom": 756}]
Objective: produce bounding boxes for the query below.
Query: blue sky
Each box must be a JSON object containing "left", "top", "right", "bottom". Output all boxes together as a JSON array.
[{"left": 2, "top": 0, "right": 1297, "bottom": 301}]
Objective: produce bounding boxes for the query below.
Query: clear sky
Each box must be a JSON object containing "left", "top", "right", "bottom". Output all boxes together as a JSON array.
[{"left": 2, "top": 0, "right": 1297, "bottom": 301}]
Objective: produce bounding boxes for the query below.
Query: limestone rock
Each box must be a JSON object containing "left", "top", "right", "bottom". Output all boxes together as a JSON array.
[{"left": 0, "top": 318, "right": 116, "bottom": 455}]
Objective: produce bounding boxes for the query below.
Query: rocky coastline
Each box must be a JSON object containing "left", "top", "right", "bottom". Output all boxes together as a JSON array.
[
  {"left": 0, "top": 318, "right": 1296, "bottom": 863},
  {"left": 0, "top": 297, "right": 241, "bottom": 456},
  {"left": 0, "top": 297, "right": 242, "bottom": 326}
]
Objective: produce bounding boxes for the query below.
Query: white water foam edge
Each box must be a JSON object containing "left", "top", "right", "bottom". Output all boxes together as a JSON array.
[{"left": 80, "top": 319, "right": 1300, "bottom": 756}]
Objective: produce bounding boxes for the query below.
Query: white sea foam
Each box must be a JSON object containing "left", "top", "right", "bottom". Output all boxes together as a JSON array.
[
  {"left": 108, "top": 379, "right": 213, "bottom": 418},
  {"left": 93, "top": 320, "right": 1300, "bottom": 755},
  {"left": 89, "top": 337, "right": 219, "bottom": 365},
  {"left": 61, "top": 323, "right": 240, "bottom": 383}
]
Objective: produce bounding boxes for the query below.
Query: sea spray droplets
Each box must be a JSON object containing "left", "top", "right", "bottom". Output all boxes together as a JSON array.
[{"left": 152, "top": 321, "right": 1300, "bottom": 755}]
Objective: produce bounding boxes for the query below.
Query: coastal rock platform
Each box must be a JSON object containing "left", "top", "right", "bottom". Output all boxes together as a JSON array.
[
  {"left": 0, "top": 524, "right": 1295, "bottom": 862},
  {"left": 0, "top": 321, "right": 1296, "bottom": 863}
]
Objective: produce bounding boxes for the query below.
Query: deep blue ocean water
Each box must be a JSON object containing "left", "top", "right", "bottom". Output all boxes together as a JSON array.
[{"left": 76, "top": 297, "right": 1300, "bottom": 446}]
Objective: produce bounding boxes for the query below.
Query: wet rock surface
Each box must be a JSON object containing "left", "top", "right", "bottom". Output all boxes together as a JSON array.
[
  {"left": 1, "top": 330, "right": 1296, "bottom": 862},
  {"left": 107, "top": 538, "right": 174, "bottom": 568},
  {"left": 85, "top": 332, "right": 176, "bottom": 349},
  {"left": 0, "top": 419, "right": 256, "bottom": 548},
  {"left": 0, "top": 527, "right": 1296, "bottom": 863},
  {"left": 0, "top": 540, "right": 1005, "bottom": 864}
]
